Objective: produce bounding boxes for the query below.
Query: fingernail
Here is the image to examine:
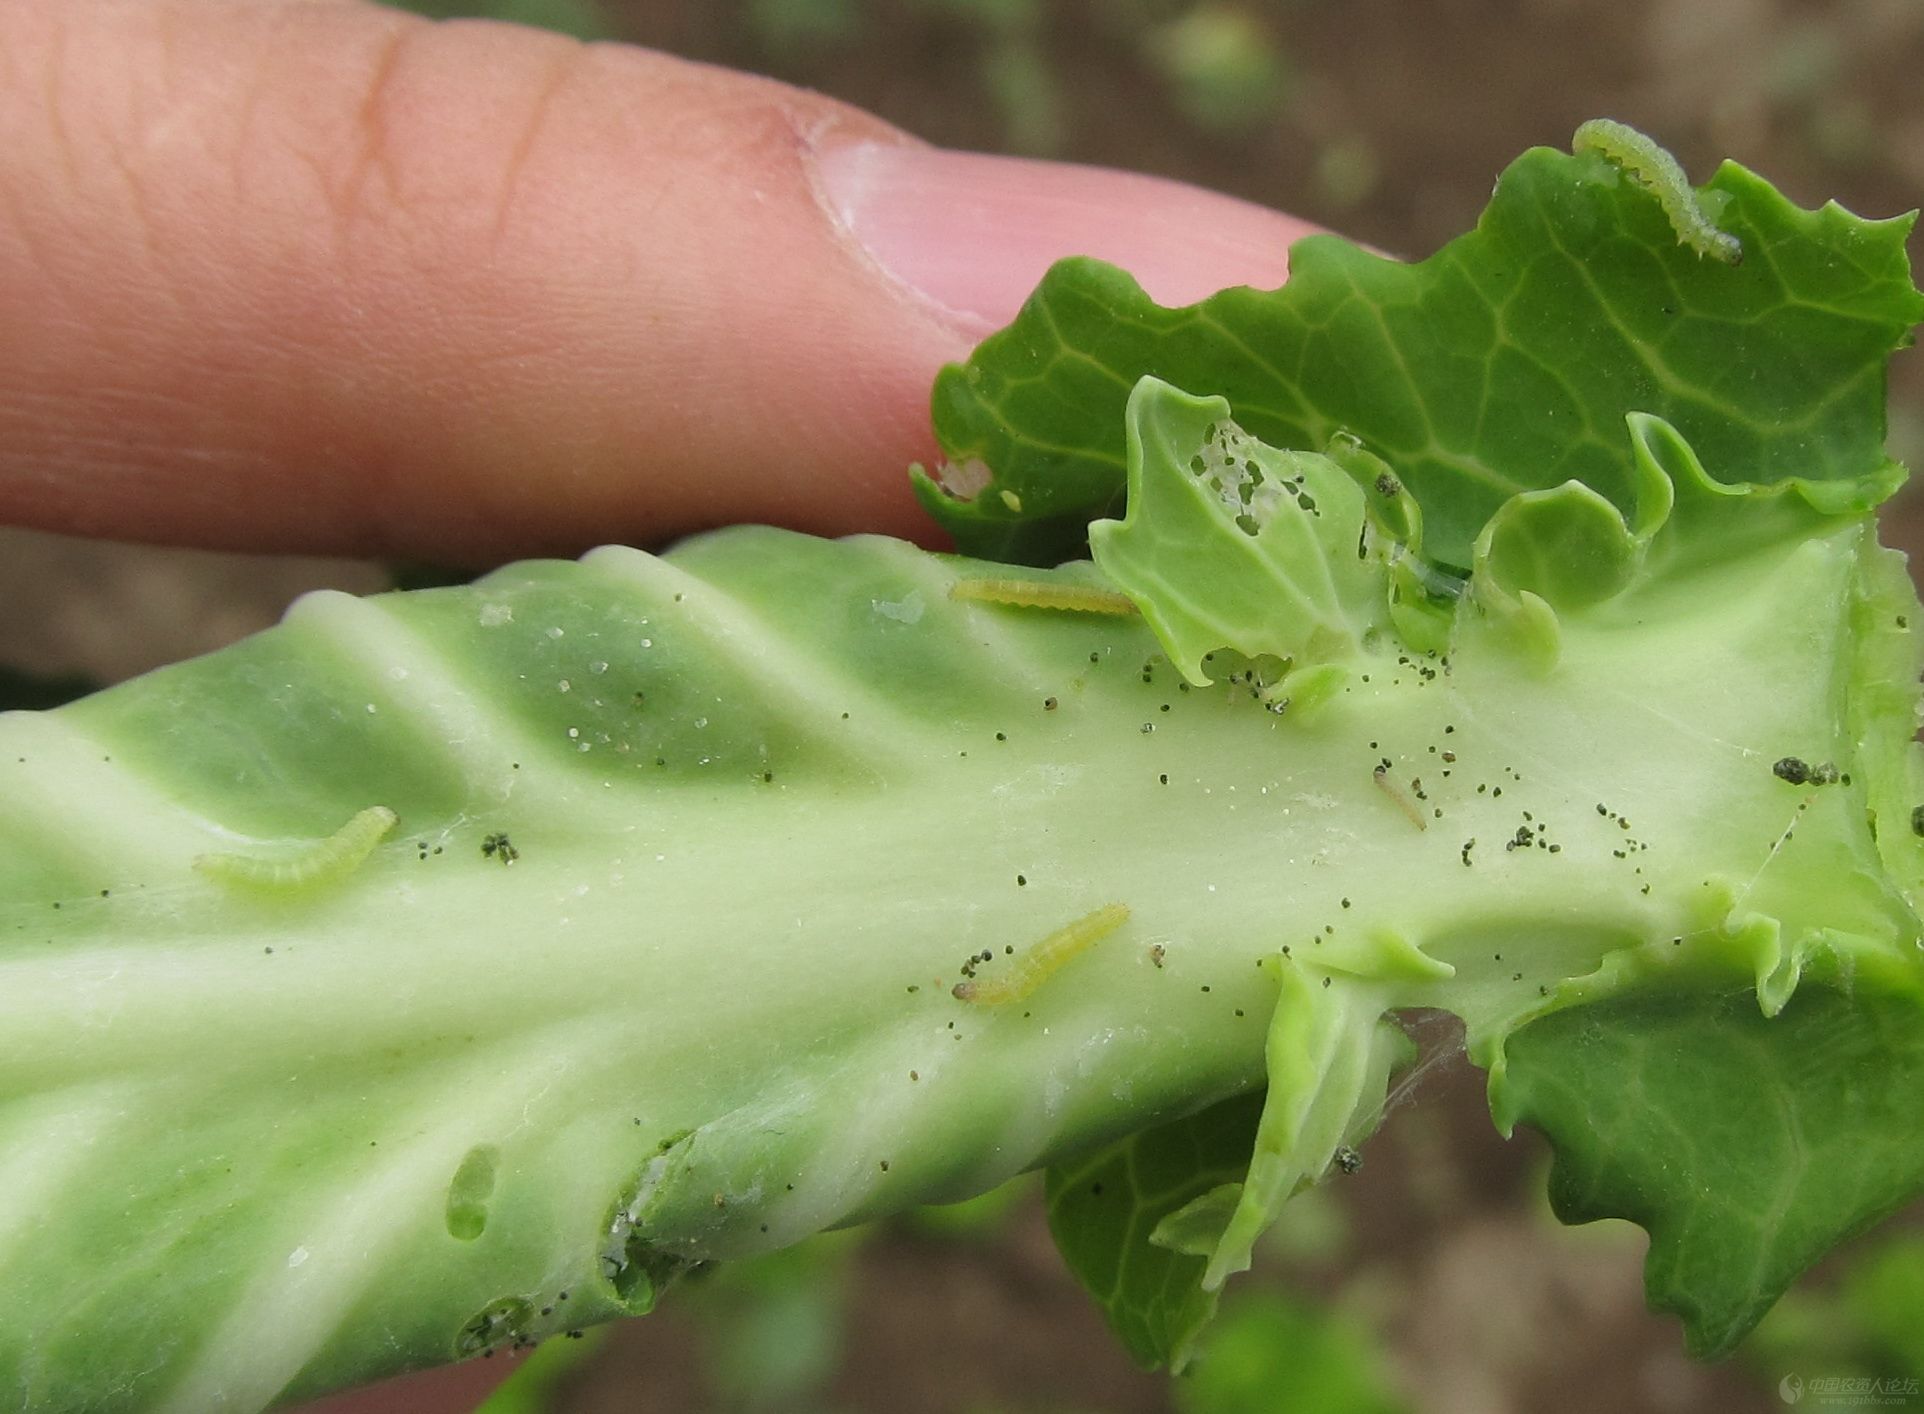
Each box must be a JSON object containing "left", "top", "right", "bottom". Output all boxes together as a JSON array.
[{"left": 813, "top": 141, "right": 1313, "bottom": 336}]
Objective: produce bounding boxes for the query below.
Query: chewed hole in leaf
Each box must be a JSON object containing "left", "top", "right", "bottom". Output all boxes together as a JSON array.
[
  {"left": 443, "top": 1143, "right": 500, "bottom": 1242},
  {"left": 934, "top": 457, "right": 993, "bottom": 500},
  {"left": 605, "top": 1233, "right": 693, "bottom": 1311},
  {"left": 597, "top": 1137, "right": 702, "bottom": 1315},
  {"left": 1191, "top": 419, "right": 1286, "bottom": 533},
  {"left": 453, "top": 1297, "right": 531, "bottom": 1357}
]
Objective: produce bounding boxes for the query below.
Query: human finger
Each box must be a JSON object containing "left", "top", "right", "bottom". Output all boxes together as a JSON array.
[{"left": 0, "top": 0, "right": 1312, "bottom": 561}]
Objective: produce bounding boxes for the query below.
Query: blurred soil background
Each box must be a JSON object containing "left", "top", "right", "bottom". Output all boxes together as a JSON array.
[{"left": 7, "top": 1, "right": 1924, "bottom": 1411}]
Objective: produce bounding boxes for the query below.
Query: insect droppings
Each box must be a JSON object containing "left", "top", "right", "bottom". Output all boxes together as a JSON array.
[{"left": 1772, "top": 757, "right": 1840, "bottom": 787}]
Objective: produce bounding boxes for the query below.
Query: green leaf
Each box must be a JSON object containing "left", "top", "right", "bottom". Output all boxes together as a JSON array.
[
  {"left": 1462, "top": 477, "right": 1639, "bottom": 671},
  {"left": 1461, "top": 410, "right": 1908, "bottom": 672},
  {"left": 1088, "top": 378, "right": 1389, "bottom": 687},
  {"left": 0, "top": 533, "right": 1306, "bottom": 1408},
  {"left": 1203, "top": 967, "right": 1412, "bottom": 1293},
  {"left": 1074, "top": 399, "right": 1924, "bottom": 1356},
  {"left": 1473, "top": 480, "right": 1649, "bottom": 614},
  {"left": 919, "top": 138, "right": 1923, "bottom": 567},
  {"left": 14, "top": 397, "right": 1917, "bottom": 1407},
  {"left": 1044, "top": 1092, "right": 1265, "bottom": 1371},
  {"left": 9, "top": 128, "right": 1924, "bottom": 1410},
  {"left": 1494, "top": 982, "right": 1924, "bottom": 1357}
]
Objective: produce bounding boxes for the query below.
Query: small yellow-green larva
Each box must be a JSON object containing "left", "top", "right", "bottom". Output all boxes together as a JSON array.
[
  {"left": 1371, "top": 765, "right": 1428, "bottom": 832},
  {"left": 949, "top": 579, "right": 1140, "bottom": 615},
  {"left": 952, "top": 903, "right": 1131, "bottom": 1005},
  {"left": 1572, "top": 118, "right": 1743, "bottom": 265},
  {"left": 195, "top": 806, "right": 398, "bottom": 892}
]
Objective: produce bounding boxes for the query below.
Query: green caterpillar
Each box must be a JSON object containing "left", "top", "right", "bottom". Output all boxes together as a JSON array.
[
  {"left": 1574, "top": 118, "right": 1743, "bottom": 265},
  {"left": 952, "top": 903, "right": 1131, "bottom": 1005},
  {"left": 195, "top": 806, "right": 398, "bottom": 892}
]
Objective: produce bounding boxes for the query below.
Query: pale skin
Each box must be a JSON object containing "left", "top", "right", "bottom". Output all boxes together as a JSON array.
[{"left": 0, "top": 0, "right": 1318, "bottom": 1405}]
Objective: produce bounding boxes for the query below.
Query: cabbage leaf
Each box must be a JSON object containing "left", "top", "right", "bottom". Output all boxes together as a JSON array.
[{"left": 3, "top": 126, "right": 1922, "bottom": 1409}]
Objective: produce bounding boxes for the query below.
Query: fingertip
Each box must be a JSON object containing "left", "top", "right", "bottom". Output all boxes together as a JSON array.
[{"left": 813, "top": 142, "right": 1313, "bottom": 336}]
